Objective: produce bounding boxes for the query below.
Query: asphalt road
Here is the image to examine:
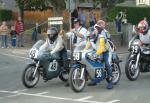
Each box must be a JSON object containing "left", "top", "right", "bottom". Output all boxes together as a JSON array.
[{"left": 0, "top": 49, "right": 150, "bottom": 103}]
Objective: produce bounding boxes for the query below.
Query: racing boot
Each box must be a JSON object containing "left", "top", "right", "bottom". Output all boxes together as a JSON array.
[{"left": 106, "top": 77, "right": 113, "bottom": 89}]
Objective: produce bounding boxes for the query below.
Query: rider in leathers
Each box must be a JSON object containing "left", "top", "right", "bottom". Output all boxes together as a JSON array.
[
  {"left": 39, "top": 27, "right": 67, "bottom": 65},
  {"left": 84, "top": 20, "right": 113, "bottom": 89}
]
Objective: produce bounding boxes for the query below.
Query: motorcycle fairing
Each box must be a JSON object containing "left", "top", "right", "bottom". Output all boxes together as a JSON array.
[{"left": 85, "top": 53, "right": 106, "bottom": 83}]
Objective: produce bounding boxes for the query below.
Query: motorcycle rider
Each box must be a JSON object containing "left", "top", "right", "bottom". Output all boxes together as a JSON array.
[
  {"left": 64, "top": 18, "right": 87, "bottom": 86},
  {"left": 66, "top": 18, "right": 87, "bottom": 51},
  {"left": 137, "top": 19, "right": 150, "bottom": 48},
  {"left": 84, "top": 20, "right": 113, "bottom": 89},
  {"left": 39, "top": 27, "right": 67, "bottom": 67}
]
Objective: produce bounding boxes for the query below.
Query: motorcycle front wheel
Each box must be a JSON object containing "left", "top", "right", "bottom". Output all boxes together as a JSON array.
[
  {"left": 125, "top": 57, "right": 140, "bottom": 81},
  {"left": 111, "top": 63, "right": 121, "bottom": 85},
  {"left": 22, "top": 64, "right": 40, "bottom": 88},
  {"left": 69, "top": 68, "right": 86, "bottom": 92}
]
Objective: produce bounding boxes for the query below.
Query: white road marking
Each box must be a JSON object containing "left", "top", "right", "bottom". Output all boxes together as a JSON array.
[
  {"left": 0, "top": 90, "right": 120, "bottom": 103},
  {"left": 36, "top": 92, "right": 48, "bottom": 95},
  {"left": 76, "top": 96, "right": 93, "bottom": 101},
  {"left": 12, "top": 89, "right": 27, "bottom": 93},
  {"left": 6, "top": 94, "right": 21, "bottom": 98},
  {"left": 107, "top": 100, "right": 121, "bottom": 103}
]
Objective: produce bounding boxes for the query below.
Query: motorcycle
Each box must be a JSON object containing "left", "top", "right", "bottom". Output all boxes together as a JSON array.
[
  {"left": 125, "top": 35, "right": 150, "bottom": 81},
  {"left": 22, "top": 40, "right": 70, "bottom": 88},
  {"left": 68, "top": 37, "right": 121, "bottom": 92}
]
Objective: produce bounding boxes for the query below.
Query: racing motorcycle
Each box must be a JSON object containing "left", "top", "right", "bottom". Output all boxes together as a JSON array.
[
  {"left": 125, "top": 35, "right": 150, "bottom": 81},
  {"left": 22, "top": 40, "right": 70, "bottom": 88},
  {"left": 69, "top": 38, "right": 121, "bottom": 92}
]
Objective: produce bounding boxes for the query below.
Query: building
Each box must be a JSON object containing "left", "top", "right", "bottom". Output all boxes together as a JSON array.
[
  {"left": 136, "top": 0, "right": 150, "bottom": 6},
  {"left": 116, "top": 0, "right": 150, "bottom": 7}
]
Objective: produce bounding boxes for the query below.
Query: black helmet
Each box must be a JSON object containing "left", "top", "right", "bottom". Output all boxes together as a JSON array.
[
  {"left": 73, "top": 18, "right": 81, "bottom": 24},
  {"left": 47, "top": 27, "right": 58, "bottom": 42}
]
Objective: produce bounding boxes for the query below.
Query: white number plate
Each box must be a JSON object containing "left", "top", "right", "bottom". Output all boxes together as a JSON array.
[{"left": 73, "top": 52, "right": 81, "bottom": 61}]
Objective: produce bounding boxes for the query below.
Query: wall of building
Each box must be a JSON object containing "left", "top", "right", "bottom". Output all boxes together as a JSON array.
[{"left": 136, "top": 0, "right": 150, "bottom": 6}]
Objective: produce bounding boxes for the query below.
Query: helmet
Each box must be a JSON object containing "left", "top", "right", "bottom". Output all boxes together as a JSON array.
[
  {"left": 47, "top": 27, "right": 58, "bottom": 41},
  {"left": 137, "top": 20, "right": 148, "bottom": 34},
  {"left": 94, "top": 20, "right": 105, "bottom": 32},
  {"left": 73, "top": 18, "right": 81, "bottom": 24}
]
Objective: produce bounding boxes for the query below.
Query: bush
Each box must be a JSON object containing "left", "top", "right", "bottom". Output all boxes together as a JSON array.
[
  {"left": 107, "top": 6, "right": 150, "bottom": 25},
  {"left": 0, "top": 9, "right": 12, "bottom": 21}
]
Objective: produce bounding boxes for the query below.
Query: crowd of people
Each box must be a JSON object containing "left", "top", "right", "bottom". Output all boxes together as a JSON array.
[{"left": 0, "top": 17, "right": 24, "bottom": 48}]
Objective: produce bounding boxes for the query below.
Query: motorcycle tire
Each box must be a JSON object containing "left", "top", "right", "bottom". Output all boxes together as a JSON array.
[
  {"left": 69, "top": 68, "right": 86, "bottom": 92},
  {"left": 22, "top": 64, "right": 40, "bottom": 88},
  {"left": 125, "top": 57, "right": 140, "bottom": 81},
  {"left": 111, "top": 63, "right": 121, "bottom": 85},
  {"left": 59, "top": 70, "right": 69, "bottom": 82}
]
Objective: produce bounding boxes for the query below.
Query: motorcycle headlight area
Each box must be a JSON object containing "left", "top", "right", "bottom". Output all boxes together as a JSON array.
[
  {"left": 73, "top": 52, "right": 82, "bottom": 61},
  {"left": 29, "top": 49, "right": 39, "bottom": 59}
]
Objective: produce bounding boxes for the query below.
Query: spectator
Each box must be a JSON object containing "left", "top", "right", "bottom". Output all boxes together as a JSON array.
[
  {"left": 10, "top": 26, "right": 17, "bottom": 48},
  {"left": 78, "top": 9, "right": 86, "bottom": 27},
  {"left": 121, "top": 9, "right": 127, "bottom": 24},
  {"left": 0, "top": 21, "right": 8, "bottom": 48},
  {"left": 32, "top": 22, "right": 41, "bottom": 42},
  {"left": 115, "top": 10, "right": 124, "bottom": 32},
  {"left": 35, "top": 22, "right": 41, "bottom": 36},
  {"left": 89, "top": 9, "right": 96, "bottom": 27},
  {"left": 15, "top": 17, "right": 24, "bottom": 47}
]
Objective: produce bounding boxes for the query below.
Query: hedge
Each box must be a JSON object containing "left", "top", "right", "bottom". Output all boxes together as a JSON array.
[
  {"left": 0, "top": 9, "right": 12, "bottom": 21},
  {"left": 107, "top": 6, "right": 150, "bottom": 25}
]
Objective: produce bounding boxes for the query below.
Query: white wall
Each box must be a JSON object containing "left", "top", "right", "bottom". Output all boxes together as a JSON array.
[{"left": 136, "top": 0, "right": 150, "bottom": 6}]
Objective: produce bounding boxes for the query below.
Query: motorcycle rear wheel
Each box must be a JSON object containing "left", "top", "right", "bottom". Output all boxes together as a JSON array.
[
  {"left": 59, "top": 70, "right": 69, "bottom": 82},
  {"left": 69, "top": 68, "right": 86, "bottom": 92},
  {"left": 22, "top": 64, "right": 40, "bottom": 88},
  {"left": 125, "top": 57, "right": 140, "bottom": 81}
]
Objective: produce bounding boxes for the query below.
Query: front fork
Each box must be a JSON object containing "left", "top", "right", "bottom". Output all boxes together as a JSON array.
[
  {"left": 32, "top": 61, "right": 40, "bottom": 78},
  {"left": 73, "top": 67, "right": 85, "bottom": 80},
  {"left": 135, "top": 53, "right": 140, "bottom": 69}
]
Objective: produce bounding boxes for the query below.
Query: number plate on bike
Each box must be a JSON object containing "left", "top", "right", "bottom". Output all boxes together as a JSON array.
[
  {"left": 95, "top": 68, "right": 103, "bottom": 78},
  {"left": 131, "top": 45, "right": 140, "bottom": 54},
  {"left": 29, "top": 49, "right": 38, "bottom": 58},
  {"left": 73, "top": 52, "right": 82, "bottom": 61}
]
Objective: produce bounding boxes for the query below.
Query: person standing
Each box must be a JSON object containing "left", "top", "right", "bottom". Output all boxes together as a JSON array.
[
  {"left": 10, "top": 26, "right": 17, "bottom": 48},
  {"left": 89, "top": 9, "right": 96, "bottom": 27},
  {"left": 15, "top": 17, "right": 24, "bottom": 47},
  {"left": 0, "top": 21, "right": 8, "bottom": 48},
  {"left": 115, "top": 11, "right": 123, "bottom": 32}
]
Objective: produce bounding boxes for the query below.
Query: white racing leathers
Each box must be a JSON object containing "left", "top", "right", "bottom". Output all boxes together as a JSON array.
[
  {"left": 139, "top": 29, "right": 150, "bottom": 45},
  {"left": 39, "top": 35, "right": 64, "bottom": 54}
]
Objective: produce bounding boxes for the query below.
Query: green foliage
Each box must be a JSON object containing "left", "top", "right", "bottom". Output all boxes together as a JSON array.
[
  {"left": 107, "top": 6, "right": 150, "bottom": 25},
  {"left": 0, "top": 9, "right": 12, "bottom": 21}
]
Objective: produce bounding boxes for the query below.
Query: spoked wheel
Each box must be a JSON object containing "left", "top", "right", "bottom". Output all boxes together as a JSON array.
[
  {"left": 125, "top": 58, "right": 140, "bottom": 81},
  {"left": 22, "top": 64, "right": 40, "bottom": 88},
  {"left": 59, "top": 70, "right": 69, "bottom": 82},
  {"left": 112, "top": 63, "right": 121, "bottom": 85},
  {"left": 69, "top": 68, "right": 86, "bottom": 92}
]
